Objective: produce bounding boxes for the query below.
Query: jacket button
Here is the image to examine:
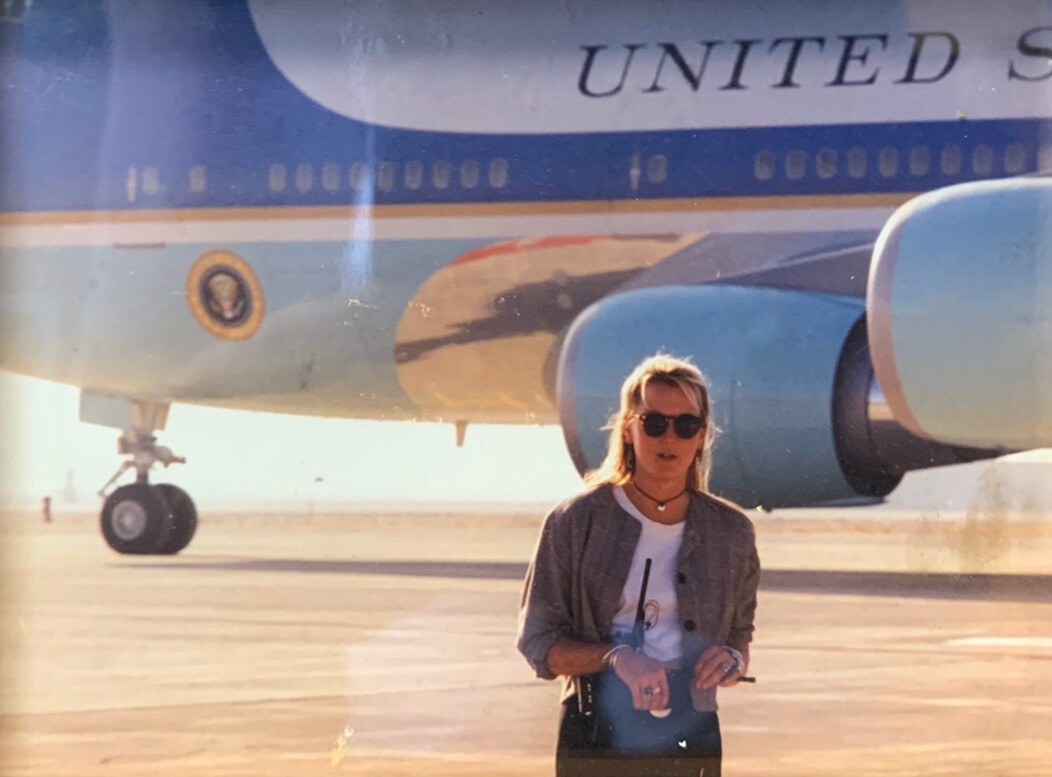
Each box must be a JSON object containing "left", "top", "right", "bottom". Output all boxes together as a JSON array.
[
  {"left": 677, "top": 572, "right": 687, "bottom": 584},
  {"left": 683, "top": 619, "right": 695, "bottom": 631}
]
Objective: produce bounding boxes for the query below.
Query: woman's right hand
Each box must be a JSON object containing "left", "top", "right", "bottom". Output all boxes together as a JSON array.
[{"left": 610, "top": 648, "right": 669, "bottom": 711}]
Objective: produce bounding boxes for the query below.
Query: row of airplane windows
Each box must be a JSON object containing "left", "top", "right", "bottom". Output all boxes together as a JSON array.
[
  {"left": 267, "top": 158, "right": 511, "bottom": 194},
  {"left": 125, "top": 158, "right": 512, "bottom": 201},
  {"left": 131, "top": 156, "right": 657, "bottom": 198},
  {"left": 125, "top": 142, "right": 1048, "bottom": 202},
  {"left": 754, "top": 143, "right": 1052, "bottom": 182}
]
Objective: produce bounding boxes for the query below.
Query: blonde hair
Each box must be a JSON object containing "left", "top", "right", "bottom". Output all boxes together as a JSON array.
[{"left": 584, "top": 353, "right": 718, "bottom": 492}]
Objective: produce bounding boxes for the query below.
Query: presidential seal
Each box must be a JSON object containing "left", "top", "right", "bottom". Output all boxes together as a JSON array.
[{"left": 185, "top": 250, "right": 265, "bottom": 340}]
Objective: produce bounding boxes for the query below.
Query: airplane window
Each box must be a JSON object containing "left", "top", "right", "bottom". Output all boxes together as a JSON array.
[
  {"left": 461, "top": 159, "right": 480, "bottom": 189},
  {"left": 125, "top": 165, "right": 138, "bottom": 202},
  {"left": 268, "top": 164, "right": 287, "bottom": 192},
  {"left": 754, "top": 150, "right": 775, "bottom": 181},
  {"left": 972, "top": 145, "right": 994, "bottom": 176},
  {"left": 1041, "top": 145, "right": 1052, "bottom": 171},
  {"left": 646, "top": 155, "right": 668, "bottom": 184},
  {"left": 378, "top": 161, "right": 396, "bottom": 191},
  {"left": 785, "top": 150, "right": 807, "bottom": 180},
  {"left": 0, "top": 0, "right": 31, "bottom": 22},
  {"left": 909, "top": 147, "right": 931, "bottom": 176},
  {"left": 295, "top": 163, "right": 313, "bottom": 193},
  {"left": 1004, "top": 144, "right": 1026, "bottom": 175},
  {"left": 432, "top": 160, "right": 452, "bottom": 189},
  {"left": 847, "top": 147, "right": 867, "bottom": 178},
  {"left": 941, "top": 145, "right": 962, "bottom": 175},
  {"left": 349, "top": 162, "right": 367, "bottom": 191},
  {"left": 188, "top": 166, "right": 206, "bottom": 193},
  {"left": 488, "top": 158, "right": 509, "bottom": 188},
  {"left": 142, "top": 167, "right": 160, "bottom": 195},
  {"left": 816, "top": 148, "right": 837, "bottom": 180},
  {"left": 322, "top": 163, "right": 340, "bottom": 192},
  {"left": 404, "top": 161, "right": 423, "bottom": 190},
  {"left": 878, "top": 147, "right": 899, "bottom": 178}
]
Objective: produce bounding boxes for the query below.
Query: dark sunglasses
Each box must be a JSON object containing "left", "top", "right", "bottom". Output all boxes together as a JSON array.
[{"left": 636, "top": 412, "right": 705, "bottom": 439}]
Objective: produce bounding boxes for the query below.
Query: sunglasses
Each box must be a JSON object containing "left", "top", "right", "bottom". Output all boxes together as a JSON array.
[{"left": 635, "top": 412, "right": 705, "bottom": 439}]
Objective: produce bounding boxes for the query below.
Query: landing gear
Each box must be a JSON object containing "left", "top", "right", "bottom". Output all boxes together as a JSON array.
[
  {"left": 97, "top": 429, "right": 197, "bottom": 555},
  {"left": 154, "top": 483, "right": 198, "bottom": 555},
  {"left": 100, "top": 482, "right": 173, "bottom": 554}
]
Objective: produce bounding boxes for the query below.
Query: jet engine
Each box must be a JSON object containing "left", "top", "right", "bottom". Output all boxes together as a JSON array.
[
  {"left": 869, "top": 177, "right": 1052, "bottom": 450},
  {"left": 556, "top": 283, "right": 997, "bottom": 509}
]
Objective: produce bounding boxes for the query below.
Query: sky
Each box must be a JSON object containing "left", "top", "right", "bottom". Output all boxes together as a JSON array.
[{"left": 0, "top": 371, "right": 584, "bottom": 512}]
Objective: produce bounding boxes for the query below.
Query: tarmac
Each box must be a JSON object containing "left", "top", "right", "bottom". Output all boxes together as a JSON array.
[{"left": 1, "top": 506, "right": 1050, "bottom": 776}]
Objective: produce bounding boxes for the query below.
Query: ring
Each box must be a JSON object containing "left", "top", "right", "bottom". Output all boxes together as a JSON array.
[
  {"left": 642, "top": 687, "right": 654, "bottom": 696},
  {"left": 719, "top": 662, "right": 734, "bottom": 673}
]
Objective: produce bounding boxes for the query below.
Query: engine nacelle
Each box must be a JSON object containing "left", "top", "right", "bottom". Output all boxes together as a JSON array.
[
  {"left": 557, "top": 284, "right": 993, "bottom": 509},
  {"left": 868, "top": 177, "right": 1052, "bottom": 450}
]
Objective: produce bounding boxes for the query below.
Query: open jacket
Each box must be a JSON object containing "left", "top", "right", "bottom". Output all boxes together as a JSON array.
[{"left": 516, "top": 484, "right": 760, "bottom": 712}]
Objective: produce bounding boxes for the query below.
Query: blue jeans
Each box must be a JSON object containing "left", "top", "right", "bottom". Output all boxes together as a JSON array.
[{"left": 556, "top": 669, "right": 722, "bottom": 776}]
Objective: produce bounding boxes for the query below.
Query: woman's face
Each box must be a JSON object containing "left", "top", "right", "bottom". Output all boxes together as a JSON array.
[{"left": 623, "top": 380, "right": 706, "bottom": 483}]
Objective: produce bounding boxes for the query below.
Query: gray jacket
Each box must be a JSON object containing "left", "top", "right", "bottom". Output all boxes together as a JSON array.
[{"left": 516, "top": 484, "right": 760, "bottom": 711}]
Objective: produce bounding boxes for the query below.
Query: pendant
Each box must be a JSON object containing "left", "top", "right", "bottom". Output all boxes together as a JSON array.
[{"left": 657, "top": 503, "right": 667, "bottom": 512}]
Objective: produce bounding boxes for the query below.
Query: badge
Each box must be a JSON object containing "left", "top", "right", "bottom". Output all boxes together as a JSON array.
[{"left": 185, "top": 250, "right": 265, "bottom": 340}]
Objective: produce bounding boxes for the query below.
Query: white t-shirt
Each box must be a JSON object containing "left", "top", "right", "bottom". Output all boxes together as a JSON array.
[{"left": 610, "top": 486, "right": 685, "bottom": 664}]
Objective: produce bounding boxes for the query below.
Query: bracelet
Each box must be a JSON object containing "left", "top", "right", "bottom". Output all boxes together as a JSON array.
[
  {"left": 722, "top": 646, "right": 744, "bottom": 671},
  {"left": 601, "top": 644, "right": 633, "bottom": 669}
]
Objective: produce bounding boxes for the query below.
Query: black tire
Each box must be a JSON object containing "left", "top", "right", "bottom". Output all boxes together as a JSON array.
[
  {"left": 100, "top": 483, "right": 173, "bottom": 554},
  {"left": 154, "top": 484, "right": 198, "bottom": 555}
]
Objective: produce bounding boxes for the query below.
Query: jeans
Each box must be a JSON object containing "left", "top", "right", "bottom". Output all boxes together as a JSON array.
[{"left": 556, "top": 669, "right": 722, "bottom": 777}]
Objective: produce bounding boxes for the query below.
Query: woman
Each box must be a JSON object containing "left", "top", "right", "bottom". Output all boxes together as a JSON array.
[{"left": 517, "top": 354, "right": 760, "bottom": 776}]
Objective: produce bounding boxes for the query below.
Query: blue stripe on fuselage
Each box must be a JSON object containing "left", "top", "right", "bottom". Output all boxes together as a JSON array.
[{"left": 1, "top": 1, "right": 1048, "bottom": 217}]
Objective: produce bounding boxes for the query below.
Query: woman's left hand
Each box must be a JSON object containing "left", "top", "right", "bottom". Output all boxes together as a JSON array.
[{"left": 693, "top": 645, "right": 744, "bottom": 689}]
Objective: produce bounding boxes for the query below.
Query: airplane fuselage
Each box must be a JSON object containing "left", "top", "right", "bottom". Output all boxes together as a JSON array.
[{"left": 1, "top": 0, "right": 1050, "bottom": 424}]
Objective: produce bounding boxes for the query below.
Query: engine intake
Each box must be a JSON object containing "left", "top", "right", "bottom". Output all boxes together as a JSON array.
[
  {"left": 558, "top": 283, "right": 999, "bottom": 509},
  {"left": 868, "top": 177, "right": 1052, "bottom": 449}
]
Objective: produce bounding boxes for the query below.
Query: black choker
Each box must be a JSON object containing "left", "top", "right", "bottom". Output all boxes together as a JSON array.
[{"left": 632, "top": 482, "right": 686, "bottom": 512}]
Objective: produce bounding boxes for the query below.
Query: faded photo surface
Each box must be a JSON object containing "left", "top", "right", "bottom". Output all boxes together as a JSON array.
[{"left": 1, "top": 1, "right": 1051, "bottom": 775}]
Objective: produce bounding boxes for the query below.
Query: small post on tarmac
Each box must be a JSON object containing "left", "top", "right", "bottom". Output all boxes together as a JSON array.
[{"left": 308, "top": 476, "right": 324, "bottom": 518}]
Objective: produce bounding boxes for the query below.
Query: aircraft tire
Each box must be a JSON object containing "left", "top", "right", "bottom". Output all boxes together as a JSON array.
[
  {"left": 100, "top": 483, "right": 174, "bottom": 554},
  {"left": 154, "top": 484, "right": 198, "bottom": 555}
]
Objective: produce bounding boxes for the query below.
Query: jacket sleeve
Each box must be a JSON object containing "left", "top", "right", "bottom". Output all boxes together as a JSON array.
[
  {"left": 516, "top": 505, "right": 576, "bottom": 680},
  {"left": 727, "top": 525, "right": 760, "bottom": 652}
]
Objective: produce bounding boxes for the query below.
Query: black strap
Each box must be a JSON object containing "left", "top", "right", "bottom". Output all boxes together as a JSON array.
[{"left": 631, "top": 558, "right": 652, "bottom": 649}]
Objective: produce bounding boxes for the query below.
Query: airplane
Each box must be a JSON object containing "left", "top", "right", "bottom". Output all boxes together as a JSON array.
[{"left": 1, "top": 0, "right": 1050, "bottom": 554}]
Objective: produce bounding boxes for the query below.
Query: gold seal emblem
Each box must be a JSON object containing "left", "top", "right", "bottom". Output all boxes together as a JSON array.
[{"left": 185, "top": 250, "right": 265, "bottom": 340}]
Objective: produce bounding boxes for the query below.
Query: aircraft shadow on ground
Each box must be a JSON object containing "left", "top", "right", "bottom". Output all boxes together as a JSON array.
[{"left": 122, "top": 559, "right": 1052, "bottom": 602}]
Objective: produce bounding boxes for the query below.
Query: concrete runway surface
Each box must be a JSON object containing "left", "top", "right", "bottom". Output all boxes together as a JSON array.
[{"left": 1, "top": 507, "right": 1050, "bottom": 777}]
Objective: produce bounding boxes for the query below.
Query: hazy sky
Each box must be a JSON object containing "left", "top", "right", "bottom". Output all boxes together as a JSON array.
[{"left": 0, "top": 372, "right": 584, "bottom": 510}]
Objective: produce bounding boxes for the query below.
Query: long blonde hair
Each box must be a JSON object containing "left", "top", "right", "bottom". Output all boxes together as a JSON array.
[{"left": 584, "top": 354, "right": 718, "bottom": 492}]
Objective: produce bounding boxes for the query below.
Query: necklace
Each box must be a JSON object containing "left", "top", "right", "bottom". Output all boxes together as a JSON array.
[{"left": 632, "top": 482, "right": 687, "bottom": 512}]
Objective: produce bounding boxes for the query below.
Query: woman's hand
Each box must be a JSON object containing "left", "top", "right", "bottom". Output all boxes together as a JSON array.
[
  {"left": 693, "top": 645, "right": 746, "bottom": 689},
  {"left": 611, "top": 648, "right": 670, "bottom": 711}
]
